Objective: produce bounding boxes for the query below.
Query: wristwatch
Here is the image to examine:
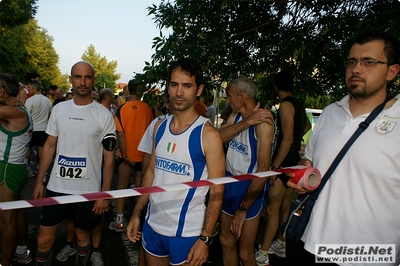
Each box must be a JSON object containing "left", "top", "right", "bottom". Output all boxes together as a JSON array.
[
  {"left": 238, "top": 204, "right": 248, "bottom": 212},
  {"left": 199, "top": 235, "right": 213, "bottom": 246}
]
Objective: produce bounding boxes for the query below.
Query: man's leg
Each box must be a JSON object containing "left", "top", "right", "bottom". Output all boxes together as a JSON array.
[
  {"left": 0, "top": 184, "right": 18, "bottom": 266},
  {"left": 144, "top": 250, "right": 170, "bottom": 266},
  {"left": 14, "top": 208, "right": 33, "bottom": 264},
  {"left": 75, "top": 227, "right": 91, "bottom": 266},
  {"left": 219, "top": 212, "right": 239, "bottom": 266},
  {"left": 36, "top": 224, "right": 62, "bottom": 265},
  {"left": 91, "top": 220, "right": 102, "bottom": 250},
  {"left": 56, "top": 218, "right": 76, "bottom": 262},
  {"left": 260, "top": 179, "right": 286, "bottom": 251},
  {"left": 90, "top": 220, "right": 105, "bottom": 265},
  {"left": 133, "top": 162, "right": 143, "bottom": 188},
  {"left": 110, "top": 162, "right": 132, "bottom": 231},
  {"left": 237, "top": 214, "right": 261, "bottom": 266}
]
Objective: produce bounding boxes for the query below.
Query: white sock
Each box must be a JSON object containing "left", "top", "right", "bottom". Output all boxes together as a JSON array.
[
  {"left": 15, "top": 245, "right": 27, "bottom": 254},
  {"left": 277, "top": 238, "right": 285, "bottom": 246},
  {"left": 116, "top": 214, "right": 124, "bottom": 222}
]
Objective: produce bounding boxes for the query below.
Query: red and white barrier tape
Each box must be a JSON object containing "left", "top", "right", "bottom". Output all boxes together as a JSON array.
[{"left": 0, "top": 166, "right": 317, "bottom": 210}]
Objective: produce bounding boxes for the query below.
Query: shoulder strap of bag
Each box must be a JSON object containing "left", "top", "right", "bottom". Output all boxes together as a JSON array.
[{"left": 309, "top": 95, "right": 392, "bottom": 200}]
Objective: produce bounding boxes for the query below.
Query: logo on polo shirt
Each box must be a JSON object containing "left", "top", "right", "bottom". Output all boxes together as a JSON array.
[{"left": 375, "top": 118, "right": 396, "bottom": 135}]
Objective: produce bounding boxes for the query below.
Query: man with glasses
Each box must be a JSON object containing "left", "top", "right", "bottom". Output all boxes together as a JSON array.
[{"left": 286, "top": 32, "right": 400, "bottom": 265}]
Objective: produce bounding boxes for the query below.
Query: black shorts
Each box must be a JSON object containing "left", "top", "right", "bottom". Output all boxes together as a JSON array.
[
  {"left": 40, "top": 189, "right": 101, "bottom": 231},
  {"left": 29, "top": 131, "right": 48, "bottom": 148},
  {"left": 117, "top": 157, "right": 142, "bottom": 172}
]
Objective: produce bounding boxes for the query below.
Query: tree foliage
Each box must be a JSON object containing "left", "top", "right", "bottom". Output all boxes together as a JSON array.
[
  {"left": 135, "top": 0, "right": 400, "bottom": 109},
  {"left": 0, "top": 0, "right": 37, "bottom": 27},
  {"left": 81, "top": 44, "right": 121, "bottom": 92},
  {"left": 0, "top": 0, "right": 69, "bottom": 89}
]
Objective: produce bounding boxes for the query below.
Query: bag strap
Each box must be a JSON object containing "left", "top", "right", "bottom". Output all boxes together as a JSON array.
[{"left": 309, "top": 95, "right": 392, "bottom": 199}]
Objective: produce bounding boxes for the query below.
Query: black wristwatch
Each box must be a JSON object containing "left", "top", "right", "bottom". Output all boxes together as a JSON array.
[
  {"left": 238, "top": 204, "right": 248, "bottom": 212},
  {"left": 199, "top": 235, "right": 213, "bottom": 246}
]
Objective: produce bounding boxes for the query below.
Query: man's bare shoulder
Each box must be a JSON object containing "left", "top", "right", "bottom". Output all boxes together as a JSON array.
[{"left": 203, "top": 122, "right": 222, "bottom": 144}]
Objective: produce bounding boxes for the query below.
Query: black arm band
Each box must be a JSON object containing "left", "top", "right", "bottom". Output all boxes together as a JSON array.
[{"left": 102, "top": 133, "right": 117, "bottom": 151}]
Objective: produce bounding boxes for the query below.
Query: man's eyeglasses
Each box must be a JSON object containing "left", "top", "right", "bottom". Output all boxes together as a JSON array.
[{"left": 343, "top": 58, "right": 389, "bottom": 68}]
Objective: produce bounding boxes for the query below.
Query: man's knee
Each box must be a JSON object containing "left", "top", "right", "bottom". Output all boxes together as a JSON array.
[
  {"left": 238, "top": 247, "right": 254, "bottom": 262},
  {"left": 37, "top": 232, "right": 56, "bottom": 250},
  {"left": 75, "top": 228, "right": 91, "bottom": 246},
  {"left": 219, "top": 229, "right": 236, "bottom": 249}
]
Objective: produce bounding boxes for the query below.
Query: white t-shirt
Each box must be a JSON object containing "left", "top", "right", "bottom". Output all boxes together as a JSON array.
[
  {"left": 25, "top": 94, "right": 52, "bottom": 131},
  {"left": 206, "top": 105, "right": 216, "bottom": 126},
  {"left": 46, "top": 100, "right": 116, "bottom": 194}
]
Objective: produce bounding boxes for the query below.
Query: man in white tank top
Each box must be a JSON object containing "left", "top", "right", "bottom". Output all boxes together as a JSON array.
[{"left": 126, "top": 58, "right": 226, "bottom": 266}]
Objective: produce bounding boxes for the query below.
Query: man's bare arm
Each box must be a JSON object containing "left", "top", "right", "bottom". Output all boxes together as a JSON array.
[
  {"left": 186, "top": 123, "right": 225, "bottom": 265},
  {"left": 33, "top": 135, "right": 57, "bottom": 199},
  {"left": 271, "top": 101, "right": 294, "bottom": 168},
  {"left": 219, "top": 102, "right": 273, "bottom": 142},
  {"left": 230, "top": 122, "right": 274, "bottom": 238}
]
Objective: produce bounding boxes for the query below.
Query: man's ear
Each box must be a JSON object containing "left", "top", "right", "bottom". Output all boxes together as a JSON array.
[
  {"left": 387, "top": 64, "right": 400, "bottom": 82},
  {"left": 196, "top": 84, "right": 204, "bottom": 97}
]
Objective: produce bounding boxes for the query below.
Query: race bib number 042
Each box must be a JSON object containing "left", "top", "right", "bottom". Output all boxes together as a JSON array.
[{"left": 56, "top": 155, "right": 88, "bottom": 180}]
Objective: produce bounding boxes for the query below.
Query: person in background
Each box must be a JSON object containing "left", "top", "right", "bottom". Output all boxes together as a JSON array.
[
  {"left": 255, "top": 70, "right": 310, "bottom": 266},
  {"left": 0, "top": 73, "right": 33, "bottom": 266},
  {"left": 66, "top": 92, "right": 74, "bottom": 101},
  {"left": 116, "top": 85, "right": 129, "bottom": 107},
  {"left": 24, "top": 79, "right": 52, "bottom": 178},
  {"left": 204, "top": 95, "right": 216, "bottom": 126},
  {"left": 109, "top": 79, "right": 153, "bottom": 233},
  {"left": 219, "top": 77, "right": 275, "bottom": 266},
  {"left": 52, "top": 88, "right": 65, "bottom": 107},
  {"left": 91, "top": 90, "right": 99, "bottom": 102},
  {"left": 99, "top": 88, "right": 115, "bottom": 112},
  {"left": 194, "top": 96, "right": 207, "bottom": 117},
  {"left": 46, "top": 85, "right": 57, "bottom": 104},
  {"left": 286, "top": 31, "right": 400, "bottom": 265}
]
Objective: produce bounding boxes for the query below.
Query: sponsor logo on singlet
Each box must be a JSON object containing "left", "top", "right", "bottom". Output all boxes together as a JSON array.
[
  {"left": 229, "top": 139, "right": 248, "bottom": 155},
  {"left": 58, "top": 155, "right": 86, "bottom": 167},
  {"left": 155, "top": 156, "right": 190, "bottom": 176}
]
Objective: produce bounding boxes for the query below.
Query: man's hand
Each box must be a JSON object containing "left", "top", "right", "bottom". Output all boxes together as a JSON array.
[
  {"left": 126, "top": 216, "right": 142, "bottom": 243},
  {"left": 185, "top": 239, "right": 209, "bottom": 266},
  {"left": 287, "top": 180, "right": 308, "bottom": 194},
  {"left": 123, "top": 157, "right": 135, "bottom": 167},
  {"left": 92, "top": 199, "right": 109, "bottom": 215},
  {"left": 230, "top": 210, "right": 246, "bottom": 238},
  {"left": 286, "top": 159, "right": 312, "bottom": 194},
  {"left": 246, "top": 102, "right": 274, "bottom": 126},
  {"left": 32, "top": 182, "right": 44, "bottom": 199}
]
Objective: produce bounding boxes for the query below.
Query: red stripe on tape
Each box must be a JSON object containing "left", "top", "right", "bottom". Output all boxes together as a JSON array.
[
  {"left": 232, "top": 174, "right": 258, "bottom": 181},
  {"left": 183, "top": 180, "right": 214, "bottom": 188},
  {"left": 25, "top": 197, "right": 59, "bottom": 207},
  {"left": 135, "top": 186, "right": 166, "bottom": 194},
  {"left": 82, "top": 192, "right": 113, "bottom": 201}
]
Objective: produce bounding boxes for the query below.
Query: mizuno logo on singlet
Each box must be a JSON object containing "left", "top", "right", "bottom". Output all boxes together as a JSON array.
[
  {"left": 229, "top": 139, "right": 248, "bottom": 155},
  {"left": 58, "top": 155, "right": 86, "bottom": 167},
  {"left": 155, "top": 156, "right": 190, "bottom": 175}
]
